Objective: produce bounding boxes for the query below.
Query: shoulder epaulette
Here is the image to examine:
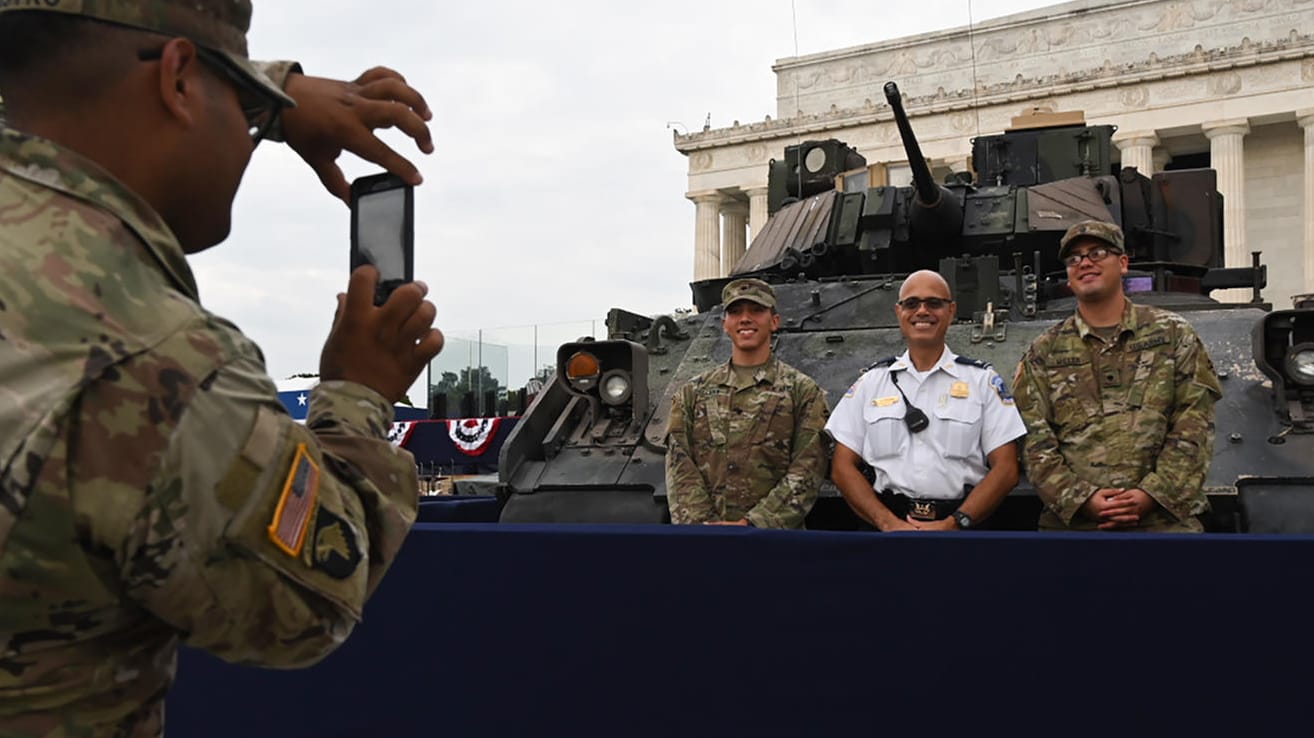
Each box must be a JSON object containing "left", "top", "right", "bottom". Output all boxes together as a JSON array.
[
  {"left": 954, "top": 356, "right": 992, "bottom": 370},
  {"left": 864, "top": 356, "right": 897, "bottom": 373}
]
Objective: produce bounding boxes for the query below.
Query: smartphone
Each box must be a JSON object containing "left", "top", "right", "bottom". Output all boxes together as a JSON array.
[{"left": 350, "top": 173, "right": 414, "bottom": 306}]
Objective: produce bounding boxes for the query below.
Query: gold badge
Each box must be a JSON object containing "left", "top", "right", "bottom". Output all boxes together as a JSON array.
[
  {"left": 950, "top": 381, "right": 970, "bottom": 398},
  {"left": 909, "top": 500, "right": 937, "bottom": 521},
  {"left": 874, "top": 396, "right": 900, "bottom": 407}
]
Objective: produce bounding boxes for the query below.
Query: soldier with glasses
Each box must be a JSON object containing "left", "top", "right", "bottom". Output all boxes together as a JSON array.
[
  {"left": 1012, "top": 220, "right": 1221, "bottom": 532},
  {"left": 825, "top": 270, "right": 1027, "bottom": 531}
]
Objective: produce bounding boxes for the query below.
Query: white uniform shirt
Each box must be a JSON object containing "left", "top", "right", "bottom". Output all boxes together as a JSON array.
[{"left": 824, "top": 346, "right": 1027, "bottom": 500}]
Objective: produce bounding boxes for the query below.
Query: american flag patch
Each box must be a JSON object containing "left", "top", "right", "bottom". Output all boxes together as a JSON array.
[{"left": 267, "top": 444, "right": 320, "bottom": 556}]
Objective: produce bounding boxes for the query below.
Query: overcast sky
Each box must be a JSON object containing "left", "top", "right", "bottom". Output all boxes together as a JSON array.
[{"left": 195, "top": 0, "right": 1060, "bottom": 397}]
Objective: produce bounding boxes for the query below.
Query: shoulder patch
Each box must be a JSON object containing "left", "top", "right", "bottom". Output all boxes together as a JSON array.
[
  {"left": 990, "top": 373, "right": 1015, "bottom": 404},
  {"left": 267, "top": 444, "right": 320, "bottom": 556},
  {"left": 310, "top": 508, "right": 363, "bottom": 580},
  {"left": 954, "top": 356, "right": 992, "bottom": 370}
]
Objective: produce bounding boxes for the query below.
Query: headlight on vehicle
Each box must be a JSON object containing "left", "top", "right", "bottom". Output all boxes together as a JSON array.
[
  {"left": 600, "top": 370, "right": 632, "bottom": 405},
  {"left": 565, "top": 351, "right": 600, "bottom": 391},
  {"left": 1286, "top": 343, "right": 1314, "bottom": 386}
]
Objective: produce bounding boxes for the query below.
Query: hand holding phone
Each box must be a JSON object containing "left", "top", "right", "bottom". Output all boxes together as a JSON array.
[{"left": 350, "top": 173, "right": 414, "bottom": 306}]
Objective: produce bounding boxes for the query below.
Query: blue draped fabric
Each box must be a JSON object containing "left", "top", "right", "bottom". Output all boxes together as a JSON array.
[{"left": 167, "top": 525, "right": 1314, "bottom": 737}]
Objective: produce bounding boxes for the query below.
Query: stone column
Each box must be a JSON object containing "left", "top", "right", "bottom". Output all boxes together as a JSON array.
[
  {"left": 688, "top": 191, "right": 724, "bottom": 282},
  {"left": 1114, "top": 130, "right": 1159, "bottom": 176},
  {"left": 745, "top": 186, "right": 770, "bottom": 242},
  {"left": 1301, "top": 110, "right": 1314, "bottom": 294},
  {"left": 1152, "top": 148, "right": 1171, "bottom": 176},
  {"left": 721, "top": 200, "right": 749, "bottom": 276},
  {"left": 1203, "top": 119, "right": 1251, "bottom": 302}
]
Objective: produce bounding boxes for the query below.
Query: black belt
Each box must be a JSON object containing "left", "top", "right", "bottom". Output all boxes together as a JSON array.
[{"left": 878, "top": 490, "right": 964, "bottom": 522}]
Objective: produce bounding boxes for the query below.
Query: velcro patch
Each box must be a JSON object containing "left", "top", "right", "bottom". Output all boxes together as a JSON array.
[
  {"left": 991, "top": 373, "right": 1015, "bottom": 404},
  {"left": 267, "top": 444, "right": 320, "bottom": 556},
  {"left": 310, "top": 508, "right": 363, "bottom": 580}
]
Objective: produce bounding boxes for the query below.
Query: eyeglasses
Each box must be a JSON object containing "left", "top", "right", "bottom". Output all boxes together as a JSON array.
[
  {"left": 138, "top": 45, "right": 283, "bottom": 144},
  {"left": 1063, "top": 246, "right": 1121, "bottom": 268},
  {"left": 896, "top": 296, "right": 953, "bottom": 311}
]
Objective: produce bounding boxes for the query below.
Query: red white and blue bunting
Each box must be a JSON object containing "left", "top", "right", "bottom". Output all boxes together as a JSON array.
[{"left": 448, "top": 417, "right": 501, "bottom": 456}]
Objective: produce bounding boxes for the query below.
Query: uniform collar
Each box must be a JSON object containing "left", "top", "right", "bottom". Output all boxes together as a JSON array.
[
  {"left": 890, "top": 346, "right": 960, "bottom": 377},
  {"left": 714, "top": 354, "right": 781, "bottom": 389},
  {"left": 1072, "top": 298, "right": 1136, "bottom": 340},
  {"left": 0, "top": 127, "right": 199, "bottom": 301}
]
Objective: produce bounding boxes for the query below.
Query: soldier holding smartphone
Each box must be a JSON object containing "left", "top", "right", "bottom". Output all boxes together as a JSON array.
[{"left": 0, "top": 2, "right": 441, "bottom": 735}]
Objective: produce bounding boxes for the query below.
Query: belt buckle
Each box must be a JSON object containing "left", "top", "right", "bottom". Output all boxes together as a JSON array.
[{"left": 908, "top": 500, "right": 937, "bottom": 522}]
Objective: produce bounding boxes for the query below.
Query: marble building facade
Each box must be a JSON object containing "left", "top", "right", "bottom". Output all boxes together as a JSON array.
[{"left": 674, "top": 0, "right": 1314, "bottom": 306}]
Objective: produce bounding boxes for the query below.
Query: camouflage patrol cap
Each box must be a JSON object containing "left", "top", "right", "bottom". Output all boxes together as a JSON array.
[
  {"left": 0, "top": 0, "right": 295, "bottom": 107},
  {"left": 722, "top": 278, "right": 776, "bottom": 309},
  {"left": 1059, "top": 220, "right": 1125, "bottom": 259}
]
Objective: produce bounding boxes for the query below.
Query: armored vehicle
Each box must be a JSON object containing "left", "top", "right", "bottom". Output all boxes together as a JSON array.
[{"left": 497, "top": 81, "right": 1313, "bottom": 533}]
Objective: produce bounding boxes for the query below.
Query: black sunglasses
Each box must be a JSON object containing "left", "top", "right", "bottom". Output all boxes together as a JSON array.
[
  {"left": 137, "top": 45, "right": 282, "bottom": 144},
  {"left": 897, "top": 296, "right": 953, "bottom": 311}
]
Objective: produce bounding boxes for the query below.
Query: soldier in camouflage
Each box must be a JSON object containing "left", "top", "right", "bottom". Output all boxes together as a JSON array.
[
  {"left": 0, "top": 2, "right": 443, "bottom": 736},
  {"left": 1013, "top": 220, "right": 1222, "bottom": 532},
  {"left": 664, "top": 278, "right": 829, "bottom": 529}
]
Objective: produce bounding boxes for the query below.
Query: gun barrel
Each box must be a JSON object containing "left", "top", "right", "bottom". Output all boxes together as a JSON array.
[{"left": 883, "top": 82, "right": 940, "bottom": 207}]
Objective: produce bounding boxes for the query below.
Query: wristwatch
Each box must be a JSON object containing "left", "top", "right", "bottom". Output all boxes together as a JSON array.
[{"left": 952, "top": 510, "right": 974, "bottom": 529}]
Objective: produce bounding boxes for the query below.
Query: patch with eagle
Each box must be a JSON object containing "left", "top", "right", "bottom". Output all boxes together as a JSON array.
[{"left": 309, "top": 508, "right": 362, "bottom": 580}]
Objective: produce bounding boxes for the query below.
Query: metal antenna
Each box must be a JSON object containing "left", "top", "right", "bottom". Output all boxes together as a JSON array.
[
  {"left": 790, "top": 0, "right": 803, "bottom": 199},
  {"left": 967, "top": 0, "right": 982, "bottom": 141}
]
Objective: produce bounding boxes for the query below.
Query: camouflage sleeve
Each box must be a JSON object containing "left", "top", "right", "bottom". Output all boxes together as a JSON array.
[
  {"left": 1136, "top": 326, "right": 1221, "bottom": 519},
  {"left": 251, "top": 60, "right": 304, "bottom": 144},
  {"left": 665, "top": 383, "right": 716, "bottom": 524},
  {"left": 1012, "top": 351, "right": 1102, "bottom": 524},
  {"left": 744, "top": 379, "right": 829, "bottom": 529},
  {"left": 120, "top": 357, "right": 417, "bottom": 668}
]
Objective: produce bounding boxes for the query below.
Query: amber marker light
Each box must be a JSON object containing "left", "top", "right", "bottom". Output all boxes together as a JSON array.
[{"left": 565, "top": 351, "right": 601, "bottom": 391}]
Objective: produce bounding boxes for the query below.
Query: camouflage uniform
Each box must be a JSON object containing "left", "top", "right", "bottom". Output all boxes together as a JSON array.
[
  {"left": 1013, "top": 300, "right": 1221, "bottom": 532},
  {"left": 665, "top": 356, "right": 829, "bottom": 528},
  {"left": 0, "top": 4, "right": 417, "bottom": 736}
]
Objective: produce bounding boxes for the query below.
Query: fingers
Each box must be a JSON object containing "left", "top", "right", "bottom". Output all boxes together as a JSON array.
[
  {"left": 396, "top": 299, "right": 437, "bottom": 347},
  {"left": 347, "top": 133, "right": 424, "bottom": 187},
  {"left": 312, "top": 160, "right": 351, "bottom": 205},
  {"left": 353, "top": 66, "right": 433, "bottom": 121},
  {"left": 343, "top": 266, "right": 381, "bottom": 321},
  {"left": 414, "top": 327, "right": 445, "bottom": 367},
  {"left": 352, "top": 74, "right": 434, "bottom": 157}
]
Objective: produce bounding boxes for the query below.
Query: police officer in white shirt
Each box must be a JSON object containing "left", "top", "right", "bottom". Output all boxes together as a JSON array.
[{"left": 825, "top": 270, "right": 1027, "bottom": 531}]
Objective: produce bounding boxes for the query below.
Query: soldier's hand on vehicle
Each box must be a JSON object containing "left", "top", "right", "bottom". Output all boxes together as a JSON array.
[
  {"left": 705, "top": 519, "right": 750, "bottom": 526},
  {"left": 319, "top": 266, "right": 444, "bottom": 404},
  {"left": 281, "top": 68, "right": 434, "bottom": 204}
]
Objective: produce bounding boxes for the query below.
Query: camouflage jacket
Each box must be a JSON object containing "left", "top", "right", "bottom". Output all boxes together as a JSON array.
[
  {"left": 664, "top": 356, "right": 829, "bottom": 528},
  {"left": 0, "top": 125, "right": 417, "bottom": 736},
  {"left": 1013, "top": 300, "right": 1221, "bottom": 531}
]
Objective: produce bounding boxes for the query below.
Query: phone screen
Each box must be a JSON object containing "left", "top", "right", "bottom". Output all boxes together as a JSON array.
[{"left": 354, "top": 187, "right": 408, "bottom": 282}]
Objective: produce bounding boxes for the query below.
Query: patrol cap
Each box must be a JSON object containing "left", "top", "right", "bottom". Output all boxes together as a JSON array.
[
  {"left": 0, "top": 0, "right": 295, "bottom": 108},
  {"left": 1059, "top": 219, "right": 1125, "bottom": 260},
  {"left": 722, "top": 278, "right": 776, "bottom": 310}
]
